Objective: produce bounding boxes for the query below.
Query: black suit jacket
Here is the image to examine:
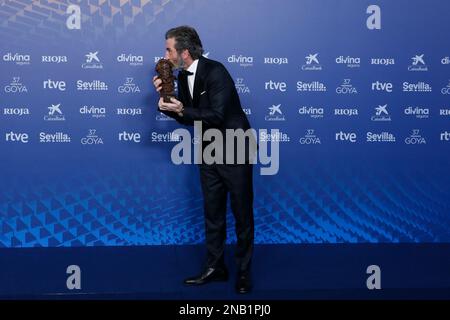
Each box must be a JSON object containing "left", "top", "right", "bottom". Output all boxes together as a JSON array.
[{"left": 159, "top": 57, "right": 254, "bottom": 163}]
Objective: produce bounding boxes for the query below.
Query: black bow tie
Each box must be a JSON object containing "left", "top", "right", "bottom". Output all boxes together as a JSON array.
[{"left": 179, "top": 69, "right": 194, "bottom": 76}]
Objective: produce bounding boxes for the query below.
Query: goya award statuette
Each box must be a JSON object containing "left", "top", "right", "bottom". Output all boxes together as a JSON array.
[{"left": 155, "top": 59, "right": 176, "bottom": 103}]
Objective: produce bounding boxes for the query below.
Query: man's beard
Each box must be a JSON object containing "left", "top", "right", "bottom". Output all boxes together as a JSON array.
[{"left": 175, "top": 56, "right": 185, "bottom": 70}]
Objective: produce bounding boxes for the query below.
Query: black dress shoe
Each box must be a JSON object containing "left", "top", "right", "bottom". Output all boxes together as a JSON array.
[
  {"left": 235, "top": 273, "right": 252, "bottom": 294},
  {"left": 184, "top": 267, "right": 229, "bottom": 285}
]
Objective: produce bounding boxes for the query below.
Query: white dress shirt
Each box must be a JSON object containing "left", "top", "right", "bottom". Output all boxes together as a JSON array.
[{"left": 186, "top": 59, "right": 199, "bottom": 99}]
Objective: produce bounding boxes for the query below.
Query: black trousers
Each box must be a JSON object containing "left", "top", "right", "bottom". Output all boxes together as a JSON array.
[{"left": 199, "top": 163, "right": 254, "bottom": 273}]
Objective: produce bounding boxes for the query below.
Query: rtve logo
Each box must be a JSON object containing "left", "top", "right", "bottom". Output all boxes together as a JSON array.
[
  {"left": 43, "top": 79, "right": 66, "bottom": 91},
  {"left": 371, "top": 81, "right": 393, "bottom": 92},
  {"left": 118, "top": 131, "right": 141, "bottom": 143},
  {"left": 264, "top": 80, "right": 287, "bottom": 92},
  {"left": 5, "top": 131, "right": 29, "bottom": 143}
]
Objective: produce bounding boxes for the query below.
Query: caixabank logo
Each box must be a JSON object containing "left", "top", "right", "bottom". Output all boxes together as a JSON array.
[
  {"left": 408, "top": 54, "right": 428, "bottom": 72},
  {"left": 82, "top": 51, "right": 103, "bottom": 69},
  {"left": 301, "top": 53, "right": 323, "bottom": 71},
  {"left": 44, "top": 103, "right": 65, "bottom": 121}
]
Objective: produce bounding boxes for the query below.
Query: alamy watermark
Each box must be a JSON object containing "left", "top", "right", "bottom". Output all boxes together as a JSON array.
[{"left": 170, "top": 121, "right": 280, "bottom": 175}]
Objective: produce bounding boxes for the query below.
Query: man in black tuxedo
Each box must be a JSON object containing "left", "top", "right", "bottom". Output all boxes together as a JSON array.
[{"left": 152, "top": 26, "right": 254, "bottom": 293}]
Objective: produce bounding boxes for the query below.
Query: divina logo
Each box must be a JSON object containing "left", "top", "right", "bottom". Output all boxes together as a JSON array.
[
  {"left": 80, "top": 105, "right": 106, "bottom": 118},
  {"left": 298, "top": 106, "right": 324, "bottom": 119},
  {"left": 117, "top": 54, "right": 144, "bottom": 66},
  {"left": 227, "top": 55, "right": 253, "bottom": 67},
  {"left": 264, "top": 57, "right": 288, "bottom": 65},
  {"left": 442, "top": 57, "right": 450, "bottom": 65},
  {"left": 335, "top": 56, "right": 360, "bottom": 68},
  {"left": 3, "top": 52, "right": 31, "bottom": 65},
  {"left": 404, "top": 106, "right": 429, "bottom": 119}
]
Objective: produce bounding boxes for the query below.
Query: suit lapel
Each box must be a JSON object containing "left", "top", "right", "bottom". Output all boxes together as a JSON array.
[
  {"left": 192, "top": 57, "right": 205, "bottom": 107},
  {"left": 178, "top": 72, "right": 193, "bottom": 107}
]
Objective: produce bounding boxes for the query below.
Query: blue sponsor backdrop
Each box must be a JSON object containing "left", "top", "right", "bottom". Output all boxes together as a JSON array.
[
  {"left": 1, "top": 0, "right": 450, "bottom": 298},
  {"left": 1, "top": 0, "right": 449, "bottom": 247}
]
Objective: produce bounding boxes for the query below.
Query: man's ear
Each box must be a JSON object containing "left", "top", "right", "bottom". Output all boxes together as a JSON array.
[{"left": 181, "top": 49, "right": 190, "bottom": 60}]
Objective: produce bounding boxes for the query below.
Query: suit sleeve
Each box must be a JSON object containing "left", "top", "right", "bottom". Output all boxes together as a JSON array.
[{"left": 181, "top": 65, "right": 232, "bottom": 127}]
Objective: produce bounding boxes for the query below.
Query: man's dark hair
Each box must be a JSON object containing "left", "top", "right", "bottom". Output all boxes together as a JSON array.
[{"left": 165, "top": 26, "right": 204, "bottom": 60}]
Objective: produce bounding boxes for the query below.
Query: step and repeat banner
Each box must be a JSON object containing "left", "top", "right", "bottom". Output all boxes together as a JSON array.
[{"left": 0, "top": 0, "right": 450, "bottom": 296}]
